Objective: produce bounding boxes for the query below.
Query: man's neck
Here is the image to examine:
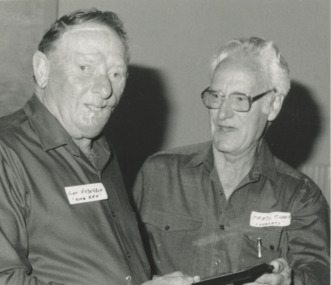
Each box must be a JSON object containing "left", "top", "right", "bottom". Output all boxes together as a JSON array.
[
  {"left": 73, "top": 138, "right": 97, "bottom": 166},
  {"left": 213, "top": 143, "right": 258, "bottom": 199}
]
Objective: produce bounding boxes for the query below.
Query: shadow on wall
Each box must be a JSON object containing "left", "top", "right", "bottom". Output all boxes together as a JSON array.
[
  {"left": 104, "top": 65, "right": 169, "bottom": 190},
  {"left": 106, "top": 76, "right": 322, "bottom": 190},
  {"left": 266, "top": 81, "right": 321, "bottom": 168}
]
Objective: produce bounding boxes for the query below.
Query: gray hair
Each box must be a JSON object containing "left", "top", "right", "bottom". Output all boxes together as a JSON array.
[
  {"left": 38, "top": 8, "right": 129, "bottom": 63},
  {"left": 210, "top": 37, "right": 290, "bottom": 96}
]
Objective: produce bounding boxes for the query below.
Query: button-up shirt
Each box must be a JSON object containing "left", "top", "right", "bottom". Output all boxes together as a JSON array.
[
  {"left": 0, "top": 95, "right": 150, "bottom": 284},
  {"left": 133, "top": 141, "right": 330, "bottom": 285}
]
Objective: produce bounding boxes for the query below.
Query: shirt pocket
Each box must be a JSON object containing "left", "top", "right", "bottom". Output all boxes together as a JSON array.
[
  {"left": 143, "top": 210, "right": 202, "bottom": 231},
  {"left": 141, "top": 210, "right": 203, "bottom": 274},
  {"left": 238, "top": 228, "right": 285, "bottom": 268}
]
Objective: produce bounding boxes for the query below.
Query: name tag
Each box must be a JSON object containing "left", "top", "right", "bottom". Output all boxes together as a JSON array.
[
  {"left": 250, "top": 211, "right": 291, "bottom": 227},
  {"left": 65, "top": 183, "right": 108, "bottom": 205}
]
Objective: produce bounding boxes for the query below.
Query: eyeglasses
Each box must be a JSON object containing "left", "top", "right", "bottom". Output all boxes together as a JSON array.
[{"left": 201, "top": 87, "right": 276, "bottom": 112}]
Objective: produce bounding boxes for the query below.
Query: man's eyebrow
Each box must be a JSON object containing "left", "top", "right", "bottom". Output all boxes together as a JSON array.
[
  {"left": 208, "top": 88, "right": 224, "bottom": 94},
  {"left": 111, "top": 64, "right": 127, "bottom": 69}
]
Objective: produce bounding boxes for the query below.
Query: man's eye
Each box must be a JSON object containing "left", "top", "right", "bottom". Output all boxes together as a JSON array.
[
  {"left": 210, "top": 92, "right": 219, "bottom": 99},
  {"left": 232, "top": 94, "right": 247, "bottom": 101},
  {"left": 110, "top": 71, "right": 124, "bottom": 79},
  {"left": 80, "top": 65, "right": 87, "bottom": 71}
]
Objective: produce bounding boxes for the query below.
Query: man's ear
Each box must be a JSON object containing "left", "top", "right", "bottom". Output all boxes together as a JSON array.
[
  {"left": 267, "top": 92, "right": 285, "bottom": 122},
  {"left": 33, "top": 51, "right": 50, "bottom": 89}
]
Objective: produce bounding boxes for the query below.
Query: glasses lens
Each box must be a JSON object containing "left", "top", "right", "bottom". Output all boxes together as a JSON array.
[
  {"left": 202, "top": 90, "right": 220, "bottom": 109},
  {"left": 202, "top": 89, "right": 251, "bottom": 111},
  {"left": 230, "top": 93, "right": 250, "bottom": 111}
]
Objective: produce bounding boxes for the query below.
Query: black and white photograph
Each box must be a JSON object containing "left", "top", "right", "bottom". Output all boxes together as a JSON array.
[{"left": 0, "top": 1, "right": 329, "bottom": 284}]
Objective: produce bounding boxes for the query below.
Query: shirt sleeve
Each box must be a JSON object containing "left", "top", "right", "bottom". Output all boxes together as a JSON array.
[
  {"left": 287, "top": 178, "right": 330, "bottom": 285},
  {"left": 0, "top": 147, "right": 64, "bottom": 285},
  {"left": 132, "top": 159, "right": 151, "bottom": 214}
]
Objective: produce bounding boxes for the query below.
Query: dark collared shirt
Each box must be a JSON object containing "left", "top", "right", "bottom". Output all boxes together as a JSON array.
[
  {"left": 133, "top": 141, "right": 330, "bottom": 285},
  {"left": 0, "top": 95, "right": 150, "bottom": 284}
]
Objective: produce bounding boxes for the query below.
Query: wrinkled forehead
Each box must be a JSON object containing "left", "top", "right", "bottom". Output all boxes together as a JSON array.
[
  {"left": 49, "top": 22, "right": 127, "bottom": 64},
  {"left": 60, "top": 22, "right": 121, "bottom": 46},
  {"left": 64, "top": 22, "right": 114, "bottom": 34},
  {"left": 212, "top": 56, "right": 269, "bottom": 88}
]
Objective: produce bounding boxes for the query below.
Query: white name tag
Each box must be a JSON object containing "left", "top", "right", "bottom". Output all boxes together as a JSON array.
[
  {"left": 250, "top": 211, "right": 291, "bottom": 227},
  {"left": 65, "top": 183, "right": 108, "bottom": 205}
]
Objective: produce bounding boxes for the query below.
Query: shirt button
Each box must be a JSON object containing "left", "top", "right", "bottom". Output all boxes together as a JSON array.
[
  {"left": 270, "top": 245, "right": 275, "bottom": 250},
  {"left": 214, "top": 259, "right": 221, "bottom": 265},
  {"left": 165, "top": 225, "right": 170, "bottom": 230},
  {"left": 125, "top": 275, "right": 133, "bottom": 285},
  {"left": 219, "top": 224, "right": 225, "bottom": 230},
  {"left": 126, "top": 252, "right": 131, "bottom": 258}
]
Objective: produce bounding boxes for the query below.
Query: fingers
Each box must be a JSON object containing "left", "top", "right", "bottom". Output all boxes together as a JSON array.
[
  {"left": 192, "top": 275, "right": 200, "bottom": 283},
  {"left": 144, "top": 271, "right": 199, "bottom": 285},
  {"left": 269, "top": 258, "right": 288, "bottom": 274},
  {"left": 254, "top": 259, "right": 292, "bottom": 285},
  {"left": 162, "top": 271, "right": 187, "bottom": 277}
]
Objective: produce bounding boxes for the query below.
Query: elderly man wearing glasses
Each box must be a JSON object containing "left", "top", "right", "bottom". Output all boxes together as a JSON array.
[{"left": 133, "top": 37, "right": 330, "bottom": 285}]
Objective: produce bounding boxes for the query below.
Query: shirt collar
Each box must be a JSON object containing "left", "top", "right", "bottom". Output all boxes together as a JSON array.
[
  {"left": 24, "top": 94, "right": 80, "bottom": 156},
  {"left": 249, "top": 140, "right": 277, "bottom": 182},
  {"left": 184, "top": 140, "right": 277, "bottom": 183},
  {"left": 24, "top": 94, "right": 112, "bottom": 167},
  {"left": 184, "top": 141, "right": 214, "bottom": 172}
]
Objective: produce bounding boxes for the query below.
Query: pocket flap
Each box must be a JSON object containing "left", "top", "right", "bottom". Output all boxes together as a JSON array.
[
  {"left": 142, "top": 210, "right": 202, "bottom": 232},
  {"left": 244, "top": 229, "right": 283, "bottom": 251}
]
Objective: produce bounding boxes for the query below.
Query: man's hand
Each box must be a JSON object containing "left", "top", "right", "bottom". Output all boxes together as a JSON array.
[
  {"left": 246, "top": 258, "right": 292, "bottom": 285},
  {"left": 142, "top": 271, "right": 200, "bottom": 285}
]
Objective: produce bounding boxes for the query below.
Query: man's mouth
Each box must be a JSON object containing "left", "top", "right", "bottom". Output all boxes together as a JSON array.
[
  {"left": 218, "top": 125, "right": 235, "bottom": 132},
  {"left": 85, "top": 104, "right": 104, "bottom": 111}
]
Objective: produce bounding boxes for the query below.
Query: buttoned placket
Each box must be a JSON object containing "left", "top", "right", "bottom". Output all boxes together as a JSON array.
[
  {"left": 206, "top": 168, "right": 230, "bottom": 274},
  {"left": 88, "top": 145, "right": 140, "bottom": 285}
]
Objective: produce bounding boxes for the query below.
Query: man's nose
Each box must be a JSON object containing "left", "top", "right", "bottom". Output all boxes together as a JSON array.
[
  {"left": 92, "top": 75, "right": 112, "bottom": 99},
  {"left": 217, "top": 97, "right": 234, "bottom": 120}
]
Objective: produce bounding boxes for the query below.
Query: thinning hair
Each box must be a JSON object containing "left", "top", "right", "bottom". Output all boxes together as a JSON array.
[
  {"left": 210, "top": 37, "right": 290, "bottom": 96},
  {"left": 38, "top": 8, "right": 129, "bottom": 62}
]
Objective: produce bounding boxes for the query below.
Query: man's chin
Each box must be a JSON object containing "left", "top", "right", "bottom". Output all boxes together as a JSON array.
[
  {"left": 213, "top": 140, "right": 236, "bottom": 154},
  {"left": 79, "top": 119, "right": 109, "bottom": 137},
  {"left": 79, "top": 126, "right": 105, "bottom": 140}
]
